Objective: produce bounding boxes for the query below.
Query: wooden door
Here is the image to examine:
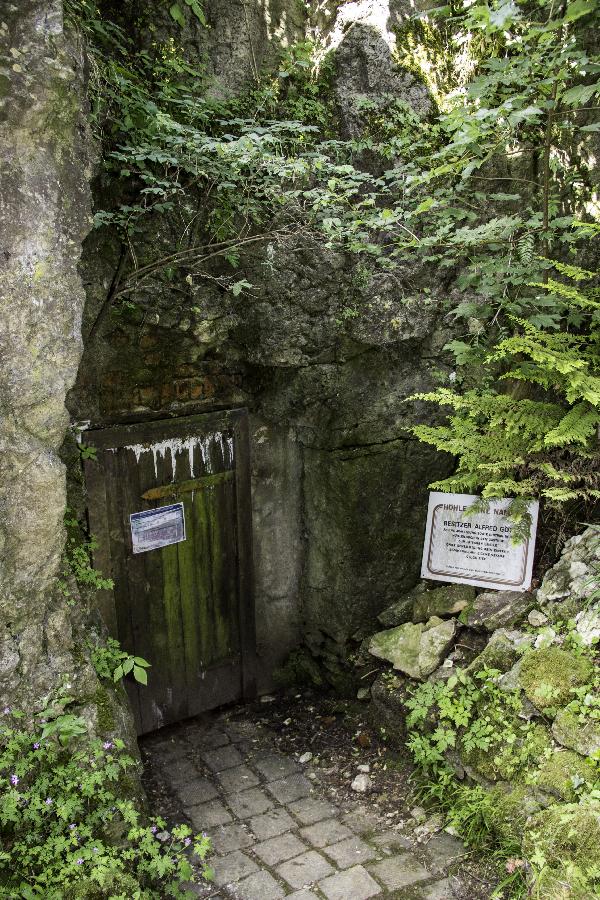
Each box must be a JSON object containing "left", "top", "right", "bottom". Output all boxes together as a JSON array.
[{"left": 84, "top": 410, "right": 256, "bottom": 735}]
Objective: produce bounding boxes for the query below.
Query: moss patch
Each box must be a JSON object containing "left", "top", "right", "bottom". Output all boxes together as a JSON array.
[
  {"left": 519, "top": 648, "right": 594, "bottom": 711},
  {"left": 487, "top": 783, "right": 544, "bottom": 842},
  {"left": 523, "top": 800, "right": 600, "bottom": 895},
  {"left": 536, "top": 750, "right": 597, "bottom": 801},
  {"left": 94, "top": 685, "right": 117, "bottom": 733}
]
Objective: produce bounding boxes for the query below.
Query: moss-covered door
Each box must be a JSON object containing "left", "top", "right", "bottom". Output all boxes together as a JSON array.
[{"left": 84, "top": 410, "right": 256, "bottom": 734}]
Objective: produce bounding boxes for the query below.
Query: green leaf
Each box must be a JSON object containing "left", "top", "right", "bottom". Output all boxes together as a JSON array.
[
  {"left": 169, "top": 3, "right": 186, "bottom": 27},
  {"left": 561, "top": 83, "right": 599, "bottom": 107},
  {"left": 133, "top": 657, "right": 151, "bottom": 668},
  {"left": 113, "top": 665, "right": 124, "bottom": 682},
  {"left": 563, "top": 0, "right": 597, "bottom": 22},
  {"left": 231, "top": 279, "right": 253, "bottom": 296},
  {"left": 184, "top": 0, "right": 207, "bottom": 26},
  {"left": 133, "top": 665, "right": 148, "bottom": 685},
  {"left": 123, "top": 658, "right": 134, "bottom": 675}
]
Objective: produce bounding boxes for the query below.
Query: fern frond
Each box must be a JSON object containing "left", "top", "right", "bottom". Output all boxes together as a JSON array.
[{"left": 544, "top": 402, "right": 600, "bottom": 447}]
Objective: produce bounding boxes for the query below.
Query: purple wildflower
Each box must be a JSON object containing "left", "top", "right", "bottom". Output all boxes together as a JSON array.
[
  {"left": 69, "top": 824, "right": 76, "bottom": 830},
  {"left": 10, "top": 774, "right": 19, "bottom": 786},
  {"left": 103, "top": 741, "right": 113, "bottom": 750},
  {"left": 150, "top": 825, "right": 158, "bottom": 834},
  {"left": 45, "top": 797, "right": 53, "bottom": 805},
  {"left": 33, "top": 742, "right": 40, "bottom": 750},
  {"left": 3, "top": 707, "right": 10, "bottom": 715},
  {"left": 76, "top": 858, "right": 84, "bottom": 866},
  {"left": 92, "top": 847, "right": 99, "bottom": 854},
  {"left": 184, "top": 837, "right": 192, "bottom": 847}
]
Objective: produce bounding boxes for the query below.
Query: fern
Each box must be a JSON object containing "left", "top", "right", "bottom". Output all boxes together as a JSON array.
[{"left": 410, "top": 261, "right": 600, "bottom": 508}]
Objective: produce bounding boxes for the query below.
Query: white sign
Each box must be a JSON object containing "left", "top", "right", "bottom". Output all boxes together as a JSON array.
[
  {"left": 421, "top": 492, "right": 538, "bottom": 591},
  {"left": 130, "top": 503, "right": 186, "bottom": 554}
]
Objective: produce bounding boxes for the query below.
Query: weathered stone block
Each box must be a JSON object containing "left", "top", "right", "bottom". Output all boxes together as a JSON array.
[
  {"left": 255, "top": 832, "right": 309, "bottom": 866},
  {"left": 552, "top": 708, "right": 600, "bottom": 758},
  {"left": 318, "top": 864, "right": 382, "bottom": 900},
  {"left": 276, "top": 850, "right": 335, "bottom": 890},
  {"left": 367, "top": 853, "right": 430, "bottom": 889},
  {"left": 227, "top": 788, "right": 273, "bottom": 820},
  {"left": 322, "top": 835, "right": 377, "bottom": 869},
  {"left": 369, "top": 617, "right": 457, "bottom": 680},
  {"left": 413, "top": 584, "right": 474, "bottom": 623},
  {"left": 299, "top": 818, "right": 353, "bottom": 849},
  {"left": 461, "top": 590, "right": 534, "bottom": 630}
]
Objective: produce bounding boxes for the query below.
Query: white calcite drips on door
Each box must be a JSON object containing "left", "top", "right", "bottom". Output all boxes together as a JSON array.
[{"left": 107, "top": 432, "right": 234, "bottom": 480}]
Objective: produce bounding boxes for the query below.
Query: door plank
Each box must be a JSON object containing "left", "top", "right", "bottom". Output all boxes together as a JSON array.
[{"left": 84, "top": 410, "right": 254, "bottom": 734}]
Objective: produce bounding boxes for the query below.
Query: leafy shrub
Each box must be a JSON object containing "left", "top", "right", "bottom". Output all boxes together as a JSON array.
[
  {"left": 90, "top": 636, "right": 151, "bottom": 686},
  {"left": 0, "top": 709, "right": 211, "bottom": 899}
]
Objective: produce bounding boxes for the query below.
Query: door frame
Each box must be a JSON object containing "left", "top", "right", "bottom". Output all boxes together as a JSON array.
[{"left": 83, "top": 408, "right": 257, "bottom": 707}]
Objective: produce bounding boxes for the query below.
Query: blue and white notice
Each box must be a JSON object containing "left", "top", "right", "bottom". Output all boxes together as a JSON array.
[{"left": 130, "top": 503, "right": 186, "bottom": 554}]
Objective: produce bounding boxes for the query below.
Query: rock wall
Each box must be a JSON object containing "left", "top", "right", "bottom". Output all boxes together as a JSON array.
[
  {"left": 363, "top": 526, "right": 600, "bottom": 893},
  {"left": 68, "top": 0, "right": 452, "bottom": 689},
  {"left": 0, "top": 1, "right": 136, "bottom": 744}
]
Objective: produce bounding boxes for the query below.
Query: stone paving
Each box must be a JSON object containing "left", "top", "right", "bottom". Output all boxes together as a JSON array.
[{"left": 142, "top": 714, "right": 468, "bottom": 899}]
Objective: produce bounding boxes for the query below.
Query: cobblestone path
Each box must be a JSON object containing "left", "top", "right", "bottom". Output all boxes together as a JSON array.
[{"left": 142, "top": 710, "right": 469, "bottom": 900}]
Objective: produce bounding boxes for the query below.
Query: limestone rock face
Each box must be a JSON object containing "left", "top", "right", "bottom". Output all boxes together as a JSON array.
[
  {"left": 552, "top": 708, "right": 600, "bottom": 758},
  {"left": 0, "top": 0, "right": 91, "bottom": 709},
  {"left": 574, "top": 602, "right": 600, "bottom": 647},
  {"left": 0, "top": 1, "right": 135, "bottom": 751},
  {"left": 332, "top": 21, "right": 431, "bottom": 139},
  {"left": 462, "top": 590, "right": 534, "bottom": 631},
  {"left": 369, "top": 617, "right": 457, "bottom": 680},
  {"left": 537, "top": 526, "right": 600, "bottom": 606},
  {"left": 0, "top": 1, "right": 90, "bottom": 620}
]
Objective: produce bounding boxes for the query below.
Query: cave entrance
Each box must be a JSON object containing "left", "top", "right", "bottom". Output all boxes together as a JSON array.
[{"left": 84, "top": 409, "right": 256, "bottom": 735}]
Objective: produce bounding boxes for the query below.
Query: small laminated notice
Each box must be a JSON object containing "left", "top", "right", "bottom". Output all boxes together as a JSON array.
[
  {"left": 421, "top": 491, "right": 539, "bottom": 591},
  {"left": 130, "top": 503, "right": 186, "bottom": 554}
]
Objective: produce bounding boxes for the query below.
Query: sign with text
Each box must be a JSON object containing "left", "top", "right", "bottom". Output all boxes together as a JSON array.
[
  {"left": 421, "top": 492, "right": 538, "bottom": 591},
  {"left": 130, "top": 503, "right": 186, "bottom": 554}
]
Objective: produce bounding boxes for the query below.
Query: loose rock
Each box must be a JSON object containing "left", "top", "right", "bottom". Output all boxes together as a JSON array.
[
  {"left": 412, "top": 584, "right": 474, "bottom": 623},
  {"left": 351, "top": 773, "right": 372, "bottom": 793},
  {"left": 537, "top": 526, "right": 600, "bottom": 604},
  {"left": 462, "top": 590, "right": 534, "bottom": 630},
  {"left": 368, "top": 617, "right": 457, "bottom": 680},
  {"left": 552, "top": 708, "right": 600, "bottom": 757}
]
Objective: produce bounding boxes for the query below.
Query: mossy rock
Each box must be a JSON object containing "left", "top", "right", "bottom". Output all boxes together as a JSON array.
[
  {"left": 552, "top": 707, "right": 600, "bottom": 758},
  {"left": 412, "top": 583, "right": 474, "bottom": 623},
  {"left": 464, "top": 722, "right": 552, "bottom": 783},
  {"left": 519, "top": 648, "right": 594, "bottom": 711},
  {"left": 487, "top": 783, "right": 545, "bottom": 842},
  {"left": 523, "top": 800, "right": 600, "bottom": 897},
  {"left": 94, "top": 685, "right": 118, "bottom": 733},
  {"left": 465, "top": 628, "right": 533, "bottom": 676},
  {"left": 536, "top": 750, "right": 597, "bottom": 801}
]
